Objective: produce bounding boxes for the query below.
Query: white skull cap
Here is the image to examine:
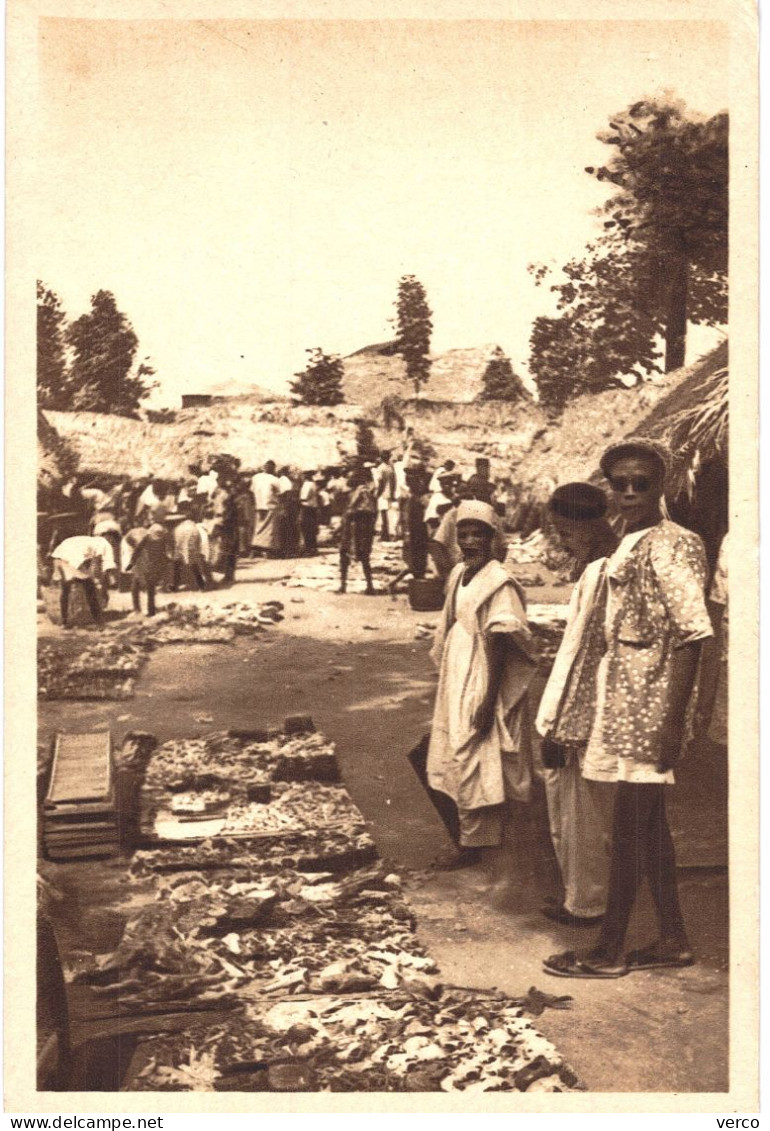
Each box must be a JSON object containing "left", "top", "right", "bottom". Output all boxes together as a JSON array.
[{"left": 456, "top": 500, "right": 497, "bottom": 532}]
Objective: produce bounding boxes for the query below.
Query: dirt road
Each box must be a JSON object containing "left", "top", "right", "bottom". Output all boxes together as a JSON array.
[{"left": 38, "top": 553, "right": 729, "bottom": 1093}]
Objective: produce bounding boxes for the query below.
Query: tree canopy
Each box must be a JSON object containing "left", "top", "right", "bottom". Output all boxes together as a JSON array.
[
  {"left": 38, "top": 285, "right": 157, "bottom": 415},
  {"left": 290, "top": 348, "right": 345, "bottom": 406},
  {"left": 529, "top": 100, "right": 728, "bottom": 410},
  {"left": 394, "top": 275, "right": 433, "bottom": 395},
  {"left": 37, "top": 281, "right": 69, "bottom": 409},
  {"left": 479, "top": 347, "right": 529, "bottom": 402}
]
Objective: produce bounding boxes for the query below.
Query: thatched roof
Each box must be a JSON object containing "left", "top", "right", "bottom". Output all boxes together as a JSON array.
[
  {"left": 41, "top": 402, "right": 364, "bottom": 480},
  {"left": 634, "top": 339, "right": 728, "bottom": 501},
  {"left": 508, "top": 342, "right": 729, "bottom": 506}
]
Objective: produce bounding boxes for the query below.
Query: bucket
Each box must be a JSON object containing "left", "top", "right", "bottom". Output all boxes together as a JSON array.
[{"left": 407, "top": 577, "right": 445, "bottom": 612}]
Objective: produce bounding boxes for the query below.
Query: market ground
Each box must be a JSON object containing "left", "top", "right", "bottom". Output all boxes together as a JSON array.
[{"left": 38, "top": 551, "right": 729, "bottom": 1094}]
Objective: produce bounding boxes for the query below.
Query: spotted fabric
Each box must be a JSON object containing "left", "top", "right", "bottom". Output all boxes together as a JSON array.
[{"left": 600, "top": 520, "right": 713, "bottom": 765}]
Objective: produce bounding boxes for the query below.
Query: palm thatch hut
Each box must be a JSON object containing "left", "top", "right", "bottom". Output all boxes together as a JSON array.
[
  {"left": 40, "top": 402, "right": 361, "bottom": 481},
  {"left": 634, "top": 339, "right": 728, "bottom": 567}
]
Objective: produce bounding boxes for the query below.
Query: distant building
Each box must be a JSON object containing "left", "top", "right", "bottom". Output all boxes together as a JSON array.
[{"left": 181, "top": 394, "right": 213, "bottom": 409}]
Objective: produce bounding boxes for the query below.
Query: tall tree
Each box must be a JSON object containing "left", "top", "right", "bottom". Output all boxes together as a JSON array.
[
  {"left": 290, "top": 347, "right": 345, "bottom": 406},
  {"left": 66, "top": 290, "right": 155, "bottom": 415},
  {"left": 479, "top": 346, "right": 528, "bottom": 402},
  {"left": 37, "top": 281, "right": 69, "bottom": 409},
  {"left": 394, "top": 275, "right": 433, "bottom": 395},
  {"left": 587, "top": 100, "right": 728, "bottom": 371},
  {"left": 529, "top": 101, "right": 728, "bottom": 409}
]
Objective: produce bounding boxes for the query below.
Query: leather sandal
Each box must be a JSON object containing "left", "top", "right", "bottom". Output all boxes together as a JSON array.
[{"left": 543, "top": 949, "right": 628, "bottom": 979}]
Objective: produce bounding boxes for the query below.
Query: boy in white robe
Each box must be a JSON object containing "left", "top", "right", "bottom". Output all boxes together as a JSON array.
[{"left": 427, "top": 501, "right": 537, "bottom": 867}]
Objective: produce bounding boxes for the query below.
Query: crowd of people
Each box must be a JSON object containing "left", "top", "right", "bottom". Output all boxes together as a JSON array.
[
  {"left": 423, "top": 436, "right": 728, "bottom": 981},
  {"left": 37, "top": 449, "right": 511, "bottom": 623}
]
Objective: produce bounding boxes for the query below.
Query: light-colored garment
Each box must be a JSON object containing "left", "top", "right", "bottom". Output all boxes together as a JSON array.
[
  {"left": 92, "top": 516, "right": 121, "bottom": 538},
  {"left": 138, "top": 484, "right": 162, "bottom": 511},
  {"left": 124, "top": 524, "right": 172, "bottom": 587},
  {"left": 300, "top": 481, "right": 318, "bottom": 507},
  {"left": 583, "top": 521, "right": 713, "bottom": 784},
  {"left": 424, "top": 490, "right": 453, "bottom": 526},
  {"left": 251, "top": 472, "right": 280, "bottom": 511},
  {"left": 80, "top": 486, "right": 110, "bottom": 511},
  {"left": 196, "top": 471, "right": 218, "bottom": 497},
  {"left": 172, "top": 518, "right": 206, "bottom": 566},
  {"left": 427, "top": 560, "right": 536, "bottom": 827},
  {"left": 535, "top": 556, "right": 614, "bottom": 915},
  {"left": 375, "top": 462, "right": 396, "bottom": 512},
  {"left": 542, "top": 747, "right": 615, "bottom": 918},
  {"left": 393, "top": 460, "right": 409, "bottom": 501},
  {"left": 51, "top": 535, "right": 116, "bottom": 580},
  {"left": 278, "top": 474, "right": 293, "bottom": 495},
  {"left": 429, "top": 467, "right": 451, "bottom": 494},
  {"left": 251, "top": 508, "right": 283, "bottom": 552},
  {"left": 197, "top": 523, "right": 211, "bottom": 563},
  {"left": 535, "top": 557, "right": 606, "bottom": 739}
]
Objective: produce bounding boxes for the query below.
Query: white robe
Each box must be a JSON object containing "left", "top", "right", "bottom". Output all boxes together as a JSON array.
[{"left": 427, "top": 559, "right": 537, "bottom": 811}]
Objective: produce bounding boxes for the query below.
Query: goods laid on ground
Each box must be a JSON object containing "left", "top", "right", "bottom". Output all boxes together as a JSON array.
[
  {"left": 130, "top": 601, "right": 284, "bottom": 645},
  {"left": 76, "top": 865, "right": 429, "bottom": 1012},
  {"left": 143, "top": 731, "right": 340, "bottom": 797},
  {"left": 283, "top": 544, "right": 405, "bottom": 594},
  {"left": 38, "top": 641, "right": 142, "bottom": 701},
  {"left": 124, "top": 988, "right": 580, "bottom": 1093},
  {"left": 130, "top": 833, "right": 379, "bottom": 878},
  {"left": 38, "top": 601, "right": 284, "bottom": 701},
  {"left": 43, "top": 732, "right": 119, "bottom": 861},
  {"left": 68, "top": 726, "right": 581, "bottom": 1092}
]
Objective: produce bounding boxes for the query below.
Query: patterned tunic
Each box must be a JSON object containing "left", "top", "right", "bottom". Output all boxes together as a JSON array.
[{"left": 583, "top": 520, "right": 713, "bottom": 781}]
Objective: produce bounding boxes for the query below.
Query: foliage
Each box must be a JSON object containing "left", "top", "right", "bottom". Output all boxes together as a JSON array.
[
  {"left": 37, "top": 281, "right": 69, "bottom": 409},
  {"left": 588, "top": 99, "right": 728, "bottom": 372},
  {"left": 529, "top": 234, "right": 666, "bottom": 409},
  {"left": 290, "top": 348, "right": 345, "bottom": 406},
  {"left": 589, "top": 101, "right": 728, "bottom": 279},
  {"left": 479, "top": 347, "right": 528, "bottom": 402},
  {"left": 529, "top": 100, "right": 728, "bottom": 409},
  {"left": 65, "top": 290, "right": 157, "bottom": 415},
  {"left": 394, "top": 275, "right": 433, "bottom": 395}
]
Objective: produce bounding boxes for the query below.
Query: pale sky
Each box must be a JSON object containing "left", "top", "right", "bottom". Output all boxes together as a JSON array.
[{"left": 37, "top": 18, "right": 728, "bottom": 406}]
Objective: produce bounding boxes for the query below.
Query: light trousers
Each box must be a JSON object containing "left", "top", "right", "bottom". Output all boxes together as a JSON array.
[
  {"left": 458, "top": 803, "right": 506, "bottom": 848},
  {"left": 542, "top": 750, "right": 615, "bottom": 917}
]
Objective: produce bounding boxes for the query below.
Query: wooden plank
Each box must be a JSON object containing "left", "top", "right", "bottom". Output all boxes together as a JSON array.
[{"left": 47, "top": 732, "right": 112, "bottom": 804}]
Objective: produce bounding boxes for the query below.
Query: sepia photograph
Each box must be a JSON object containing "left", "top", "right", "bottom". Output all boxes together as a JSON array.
[{"left": 5, "top": 0, "right": 759, "bottom": 1113}]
